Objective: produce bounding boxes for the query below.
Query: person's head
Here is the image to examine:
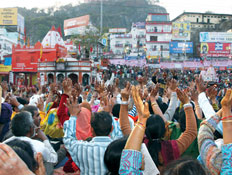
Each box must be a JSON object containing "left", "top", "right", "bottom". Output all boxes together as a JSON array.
[
  {"left": 104, "top": 137, "right": 128, "bottom": 175},
  {"left": 112, "top": 104, "right": 120, "bottom": 118},
  {"left": 145, "top": 114, "right": 166, "bottom": 166},
  {"left": 11, "top": 111, "right": 35, "bottom": 138},
  {"left": 161, "top": 157, "right": 209, "bottom": 175},
  {"left": 92, "top": 90, "right": 99, "bottom": 100},
  {"left": 21, "top": 105, "right": 41, "bottom": 127},
  {"left": 91, "top": 111, "right": 113, "bottom": 137},
  {"left": 81, "top": 102, "right": 92, "bottom": 113},
  {"left": 6, "top": 139, "right": 38, "bottom": 172}
]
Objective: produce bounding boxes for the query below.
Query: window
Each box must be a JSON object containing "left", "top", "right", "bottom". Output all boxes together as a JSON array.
[
  {"left": 150, "top": 36, "right": 158, "bottom": 41},
  {"left": 196, "top": 18, "right": 199, "bottom": 23},
  {"left": 207, "top": 19, "right": 210, "bottom": 23}
]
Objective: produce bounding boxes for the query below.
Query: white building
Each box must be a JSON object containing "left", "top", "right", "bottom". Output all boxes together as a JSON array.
[
  {"left": 0, "top": 28, "right": 17, "bottom": 59},
  {"left": 145, "top": 13, "right": 172, "bottom": 62},
  {"left": 110, "top": 23, "right": 146, "bottom": 58}
]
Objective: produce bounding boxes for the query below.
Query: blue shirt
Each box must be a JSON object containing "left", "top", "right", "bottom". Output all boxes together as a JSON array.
[
  {"left": 119, "top": 149, "right": 143, "bottom": 175},
  {"left": 63, "top": 116, "right": 112, "bottom": 175}
]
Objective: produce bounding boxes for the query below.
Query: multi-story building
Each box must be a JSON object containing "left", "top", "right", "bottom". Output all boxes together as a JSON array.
[
  {"left": 172, "top": 12, "right": 232, "bottom": 29},
  {"left": 110, "top": 23, "right": 146, "bottom": 58},
  {"left": 145, "top": 13, "right": 172, "bottom": 61}
]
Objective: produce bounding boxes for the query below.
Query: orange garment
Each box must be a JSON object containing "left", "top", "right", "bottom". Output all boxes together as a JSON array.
[
  {"left": 75, "top": 107, "right": 92, "bottom": 140},
  {"left": 10, "top": 111, "right": 17, "bottom": 120}
]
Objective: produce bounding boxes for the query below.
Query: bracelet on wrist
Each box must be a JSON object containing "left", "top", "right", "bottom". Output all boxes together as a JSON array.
[
  {"left": 222, "top": 116, "right": 232, "bottom": 121},
  {"left": 136, "top": 122, "right": 146, "bottom": 130},
  {"left": 151, "top": 102, "right": 158, "bottom": 107},
  {"left": 183, "top": 103, "right": 192, "bottom": 108},
  {"left": 120, "top": 101, "right": 128, "bottom": 105}
]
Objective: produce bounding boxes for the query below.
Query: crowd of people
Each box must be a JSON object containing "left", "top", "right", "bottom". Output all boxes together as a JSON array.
[{"left": 0, "top": 65, "right": 232, "bottom": 175}]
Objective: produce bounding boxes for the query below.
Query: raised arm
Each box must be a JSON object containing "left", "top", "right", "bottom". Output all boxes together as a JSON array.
[
  {"left": 163, "top": 79, "right": 178, "bottom": 121},
  {"left": 57, "top": 78, "right": 72, "bottom": 126},
  {"left": 175, "top": 88, "right": 197, "bottom": 155},
  {"left": 119, "top": 86, "right": 150, "bottom": 175},
  {"left": 119, "top": 82, "right": 132, "bottom": 136},
  {"left": 221, "top": 89, "right": 232, "bottom": 174}
]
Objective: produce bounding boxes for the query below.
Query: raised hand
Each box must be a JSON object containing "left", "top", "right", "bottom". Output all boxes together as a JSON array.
[
  {"left": 207, "top": 85, "right": 218, "bottom": 101},
  {"left": 195, "top": 75, "right": 207, "bottom": 94},
  {"left": 121, "top": 82, "right": 131, "bottom": 101},
  {"left": 169, "top": 78, "right": 178, "bottom": 92},
  {"left": 176, "top": 88, "right": 190, "bottom": 105},
  {"left": 36, "top": 97, "right": 44, "bottom": 111},
  {"left": 62, "top": 78, "right": 72, "bottom": 96},
  {"left": 221, "top": 89, "right": 232, "bottom": 108},
  {"left": 64, "top": 96, "right": 81, "bottom": 117},
  {"left": 131, "top": 86, "right": 150, "bottom": 121},
  {"left": 190, "top": 88, "right": 199, "bottom": 103},
  {"left": 150, "top": 83, "right": 159, "bottom": 102}
]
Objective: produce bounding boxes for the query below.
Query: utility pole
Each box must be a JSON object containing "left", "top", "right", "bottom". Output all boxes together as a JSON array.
[{"left": 100, "top": 0, "right": 103, "bottom": 35}]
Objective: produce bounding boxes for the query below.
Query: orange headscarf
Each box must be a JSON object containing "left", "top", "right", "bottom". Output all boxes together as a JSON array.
[{"left": 75, "top": 107, "right": 92, "bottom": 140}]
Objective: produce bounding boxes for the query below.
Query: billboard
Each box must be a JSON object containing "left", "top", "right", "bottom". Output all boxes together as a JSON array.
[
  {"left": 200, "top": 42, "right": 232, "bottom": 57},
  {"left": 172, "top": 22, "right": 191, "bottom": 41},
  {"left": 169, "top": 42, "right": 193, "bottom": 54},
  {"left": 0, "top": 8, "right": 18, "bottom": 25},
  {"left": 200, "top": 32, "right": 232, "bottom": 43},
  {"left": 109, "top": 28, "right": 127, "bottom": 33},
  {"left": 64, "top": 15, "right": 90, "bottom": 36}
]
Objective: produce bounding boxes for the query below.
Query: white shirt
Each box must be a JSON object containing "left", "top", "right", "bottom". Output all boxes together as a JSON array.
[
  {"left": 4, "top": 136, "right": 58, "bottom": 163},
  {"left": 198, "top": 92, "right": 223, "bottom": 134}
]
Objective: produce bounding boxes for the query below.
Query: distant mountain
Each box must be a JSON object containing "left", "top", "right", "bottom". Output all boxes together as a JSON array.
[{"left": 17, "top": 0, "right": 167, "bottom": 44}]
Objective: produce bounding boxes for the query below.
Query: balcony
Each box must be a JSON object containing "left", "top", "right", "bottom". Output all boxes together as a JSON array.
[
  {"left": 146, "top": 29, "right": 172, "bottom": 34},
  {"left": 136, "top": 35, "right": 146, "bottom": 38}
]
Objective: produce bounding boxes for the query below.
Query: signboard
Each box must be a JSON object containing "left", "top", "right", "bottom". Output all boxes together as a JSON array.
[
  {"left": 200, "top": 42, "right": 232, "bottom": 57},
  {"left": 64, "top": 15, "right": 90, "bottom": 36},
  {"left": 109, "top": 28, "right": 127, "bottom": 33},
  {"left": 0, "top": 65, "right": 11, "bottom": 72},
  {"left": 169, "top": 42, "right": 193, "bottom": 54},
  {"left": 0, "top": 8, "right": 18, "bottom": 25},
  {"left": 200, "top": 32, "right": 232, "bottom": 43},
  {"left": 172, "top": 22, "right": 191, "bottom": 41}
]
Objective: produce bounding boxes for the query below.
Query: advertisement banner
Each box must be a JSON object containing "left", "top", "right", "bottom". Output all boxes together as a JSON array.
[
  {"left": 0, "top": 8, "right": 18, "bottom": 25},
  {"left": 64, "top": 15, "right": 90, "bottom": 36},
  {"left": 124, "top": 55, "right": 145, "bottom": 60},
  {"left": 169, "top": 42, "right": 193, "bottom": 53},
  {"left": 200, "top": 43, "right": 232, "bottom": 57},
  {"left": 0, "top": 65, "right": 11, "bottom": 72},
  {"left": 200, "top": 32, "right": 232, "bottom": 43},
  {"left": 172, "top": 22, "right": 191, "bottom": 41}
]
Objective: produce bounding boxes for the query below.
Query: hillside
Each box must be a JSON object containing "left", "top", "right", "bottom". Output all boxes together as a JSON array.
[{"left": 17, "top": 0, "right": 167, "bottom": 44}]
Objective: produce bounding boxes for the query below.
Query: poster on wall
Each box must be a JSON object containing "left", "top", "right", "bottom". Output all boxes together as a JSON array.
[
  {"left": 200, "top": 42, "right": 232, "bottom": 57},
  {"left": 200, "top": 32, "right": 232, "bottom": 43},
  {"left": 169, "top": 42, "right": 193, "bottom": 53},
  {"left": 172, "top": 22, "right": 191, "bottom": 41}
]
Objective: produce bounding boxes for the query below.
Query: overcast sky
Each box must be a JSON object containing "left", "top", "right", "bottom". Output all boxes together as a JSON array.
[{"left": 1, "top": 0, "right": 232, "bottom": 20}]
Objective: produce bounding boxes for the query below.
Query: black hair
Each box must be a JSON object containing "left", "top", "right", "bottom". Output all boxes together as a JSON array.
[
  {"left": 21, "top": 105, "right": 38, "bottom": 118},
  {"left": 91, "top": 111, "right": 112, "bottom": 136},
  {"left": 16, "top": 97, "right": 29, "bottom": 105},
  {"left": 161, "top": 157, "right": 209, "bottom": 175},
  {"left": 104, "top": 136, "right": 128, "bottom": 175},
  {"left": 11, "top": 111, "right": 34, "bottom": 136},
  {"left": 6, "top": 139, "right": 38, "bottom": 172},
  {"left": 112, "top": 104, "right": 120, "bottom": 118},
  {"left": 145, "top": 114, "right": 166, "bottom": 166}
]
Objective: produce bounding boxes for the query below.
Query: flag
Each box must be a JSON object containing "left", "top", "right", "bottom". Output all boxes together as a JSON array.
[
  {"left": 24, "top": 27, "right": 26, "bottom": 45},
  {"left": 90, "top": 46, "right": 93, "bottom": 53},
  {"left": 79, "top": 43, "right": 81, "bottom": 53},
  {"left": 18, "top": 28, "right": 21, "bottom": 43},
  {"left": 27, "top": 38, "right": 30, "bottom": 47},
  {"left": 57, "top": 26, "right": 63, "bottom": 38}
]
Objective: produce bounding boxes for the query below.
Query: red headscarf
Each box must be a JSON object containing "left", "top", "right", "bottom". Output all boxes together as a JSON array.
[{"left": 75, "top": 107, "right": 92, "bottom": 140}]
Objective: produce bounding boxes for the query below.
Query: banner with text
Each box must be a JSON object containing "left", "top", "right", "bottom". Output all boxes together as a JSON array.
[
  {"left": 200, "top": 32, "right": 232, "bottom": 43},
  {"left": 200, "top": 42, "right": 232, "bottom": 57},
  {"left": 169, "top": 42, "right": 193, "bottom": 53},
  {"left": 172, "top": 22, "right": 191, "bottom": 41}
]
